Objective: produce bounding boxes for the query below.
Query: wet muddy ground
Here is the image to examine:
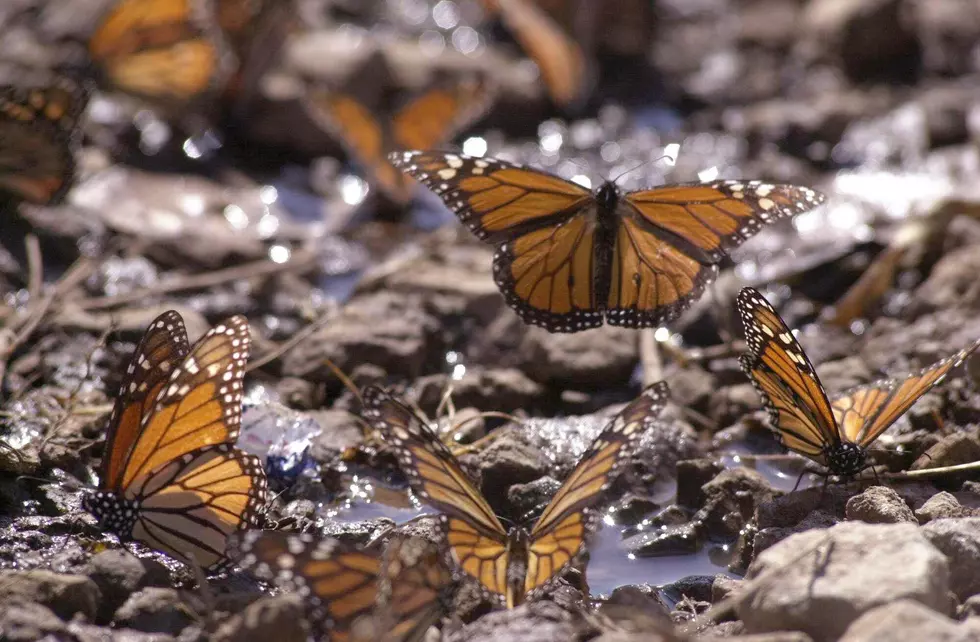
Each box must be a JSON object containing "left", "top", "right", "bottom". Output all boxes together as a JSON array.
[{"left": 4, "top": 1, "right": 980, "bottom": 641}]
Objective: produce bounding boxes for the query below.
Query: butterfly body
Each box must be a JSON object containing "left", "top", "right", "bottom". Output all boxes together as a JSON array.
[
  {"left": 391, "top": 151, "right": 826, "bottom": 331},
  {"left": 84, "top": 312, "right": 268, "bottom": 571},
  {"left": 364, "top": 382, "right": 668, "bottom": 607},
  {"left": 825, "top": 442, "right": 867, "bottom": 478},
  {"left": 738, "top": 287, "right": 980, "bottom": 479}
]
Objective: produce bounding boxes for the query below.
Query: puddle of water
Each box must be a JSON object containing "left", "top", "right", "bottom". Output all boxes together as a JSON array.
[
  {"left": 587, "top": 523, "right": 735, "bottom": 596},
  {"left": 718, "top": 444, "right": 817, "bottom": 493}
]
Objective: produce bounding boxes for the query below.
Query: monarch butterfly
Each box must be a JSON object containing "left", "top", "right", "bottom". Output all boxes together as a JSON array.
[
  {"left": 305, "top": 59, "right": 494, "bottom": 205},
  {"left": 0, "top": 76, "right": 90, "bottom": 204},
  {"left": 481, "top": 0, "right": 589, "bottom": 107},
  {"left": 82, "top": 311, "right": 268, "bottom": 571},
  {"left": 737, "top": 287, "right": 980, "bottom": 479},
  {"left": 228, "top": 531, "right": 454, "bottom": 642},
  {"left": 362, "top": 381, "right": 668, "bottom": 608},
  {"left": 389, "top": 150, "right": 826, "bottom": 332},
  {"left": 88, "top": 0, "right": 230, "bottom": 107}
]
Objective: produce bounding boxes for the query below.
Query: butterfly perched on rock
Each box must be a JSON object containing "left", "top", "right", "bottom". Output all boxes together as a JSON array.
[
  {"left": 738, "top": 286, "right": 980, "bottom": 479},
  {"left": 390, "top": 150, "right": 825, "bottom": 332},
  {"left": 363, "top": 382, "right": 668, "bottom": 608},
  {"left": 0, "top": 75, "right": 90, "bottom": 204},
  {"left": 83, "top": 311, "right": 268, "bottom": 571}
]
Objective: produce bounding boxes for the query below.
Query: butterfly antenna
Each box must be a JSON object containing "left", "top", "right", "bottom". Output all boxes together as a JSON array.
[{"left": 609, "top": 153, "right": 675, "bottom": 185}]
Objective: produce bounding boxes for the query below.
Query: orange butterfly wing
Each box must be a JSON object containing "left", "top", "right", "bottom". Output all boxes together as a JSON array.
[
  {"left": 89, "top": 0, "right": 228, "bottom": 105},
  {"left": 230, "top": 531, "right": 383, "bottom": 639},
  {"left": 100, "top": 310, "right": 189, "bottom": 492},
  {"left": 389, "top": 150, "right": 601, "bottom": 331},
  {"left": 831, "top": 338, "right": 980, "bottom": 447},
  {"left": 128, "top": 444, "right": 267, "bottom": 570},
  {"left": 491, "top": 0, "right": 588, "bottom": 106},
  {"left": 120, "top": 315, "right": 251, "bottom": 488},
  {"left": 737, "top": 287, "right": 839, "bottom": 466},
  {"left": 522, "top": 381, "right": 667, "bottom": 601},
  {"left": 373, "top": 536, "right": 455, "bottom": 642},
  {"left": 0, "top": 78, "right": 90, "bottom": 204},
  {"left": 362, "top": 386, "right": 512, "bottom": 604}
]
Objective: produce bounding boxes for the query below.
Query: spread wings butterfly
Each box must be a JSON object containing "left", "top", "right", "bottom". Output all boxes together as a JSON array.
[
  {"left": 305, "top": 56, "right": 493, "bottom": 205},
  {"left": 737, "top": 286, "right": 980, "bottom": 478},
  {"left": 229, "top": 531, "right": 454, "bottom": 642},
  {"left": 88, "top": 0, "right": 230, "bottom": 108},
  {"left": 363, "top": 382, "right": 668, "bottom": 608},
  {"left": 389, "top": 150, "right": 826, "bottom": 332},
  {"left": 0, "top": 76, "right": 90, "bottom": 204},
  {"left": 83, "top": 311, "right": 268, "bottom": 571}
]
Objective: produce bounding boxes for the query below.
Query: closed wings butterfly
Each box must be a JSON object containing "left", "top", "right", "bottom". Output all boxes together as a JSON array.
[
  {"left": 88, "top": 0, "right": 230, "bottom": 106},
  {"left": 389, "top": 151, "right": 825, "bottom": 332},
  {"left": 737, "top": 287, "right": 980, "bottom": 478},
  {"left": 228, "top": 531, "right": 454, "bottom": 642},
  {"left": 0, "top": 76, "right": 90, "bottom": 204},
  {"left": 83, "top": 311, "right": 268, "bottom": 571},
  {"left": 362, "top": 382, "right": 668, "bottom": 608},
  {"left": 305, "top": 60, "right": 493, "bottom": 205}
]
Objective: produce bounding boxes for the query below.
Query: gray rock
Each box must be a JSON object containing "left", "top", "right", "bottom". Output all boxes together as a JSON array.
[
  {"left": 114, "top": 588, "right": 195, "bottom": 635},
  {"left": 519, "top": 325, "right": 638, "bottom": 386},
  {"left": 0, "top": 569, "right": 100, "bottom": 620},
  {"left": 676, "top": 458, "right": 725, "bottom": 510},
  {"left": 913, "top": 432, "right": 980, "bottom": 471},
  {"left": 916, "top": 492, "right": 978, "bottom": 524},
  {"left": 414, "top": 367, "right": 545, "bottom": 414},
  {"left": 959, "top": 594, "right": 980, "bottom": 619},
  {"left": 67, "top": 622, "right": 178, "bottom": 641},
  {"left": 0, "top": 601, "right": 67, "bottom": 641},
  {"left": 845, "top": 486, "right": 916, "bottom": 524},
  {"left": 444, "top": 600, "right": 585, "bottom": 642},
  {"left": 922, "top": 517, "right": 980, "bottom": 600},
  {"left": 281, "top": 291, "right": 440, "bottom": 381},
  {"left": 838, "top": 599, "right": 980, "bottom": 642},
  {"left": 712, "top": 575, "right": 743, "bottom": 603},
  {"left": 738, "top": 522, "right": 952, "bottom": 642},
  {"left": 800, "top": 0, "right": 919, "bottom": 82},
  {"left": 212, "top": 594, "right": 309, "bottom": 642},
  {"left": 86, "top": 549, "right": 170, "bottom": 623}
]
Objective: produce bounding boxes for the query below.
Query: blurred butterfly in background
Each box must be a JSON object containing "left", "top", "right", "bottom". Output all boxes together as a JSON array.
[
  {"left": 304, "top": 53, "right": 495, "bottom": 205},
  {"left": 0, "top": 75, "right": 91, "bottom": 204},
  {"left": 737, "top": 286, "right": 980, "bottom": 480},
  {"left": 480, "top": 0, "right": 590, "bottom": 107},
  {"left": 390, "top": 150, "right": 825, "bottom": 332},
  {"left": 363, "top": 381, "right": 668, "bottom": 608},
  {"left": 83, "top": 311, "right": 268, "bottom": 571},
  {"left": 229, "top": 531, "right": 454, "bottom": 642},
  {"left": 88, "top": 0, "right": 232, "bottom": 109},
  {"left": 216, "top": 0, "right": 295, "bottom": 119}
]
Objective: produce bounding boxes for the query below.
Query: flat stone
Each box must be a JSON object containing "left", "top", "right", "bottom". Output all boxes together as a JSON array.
[
  {"left": 916, "top": 492, "right": 978, "bottom": 524},
  {"left": 738, "top": 522, "right": 951, "bottom": 642},
  {"left": 0, "top": 569, "right": 100, "bottom": 621},
  {"left": 838, "top": 599, "right": 980, "bottom": 642},
  {"left": 212, "top": 594, "right": 309, "bottom": 642},
  {"left": 114, "top": 588, "right": 195, "bottom": 635},
  {"left": 921, "top": 517, "right": 980, "bottom": 600}
]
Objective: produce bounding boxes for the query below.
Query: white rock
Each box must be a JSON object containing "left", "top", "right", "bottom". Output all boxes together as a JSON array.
[
  {"left": 737, "top": 522, "right": 951, "bottom": 642},
  {"left": 839, "top": 599, "right": 980, "bottom": 642}
]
